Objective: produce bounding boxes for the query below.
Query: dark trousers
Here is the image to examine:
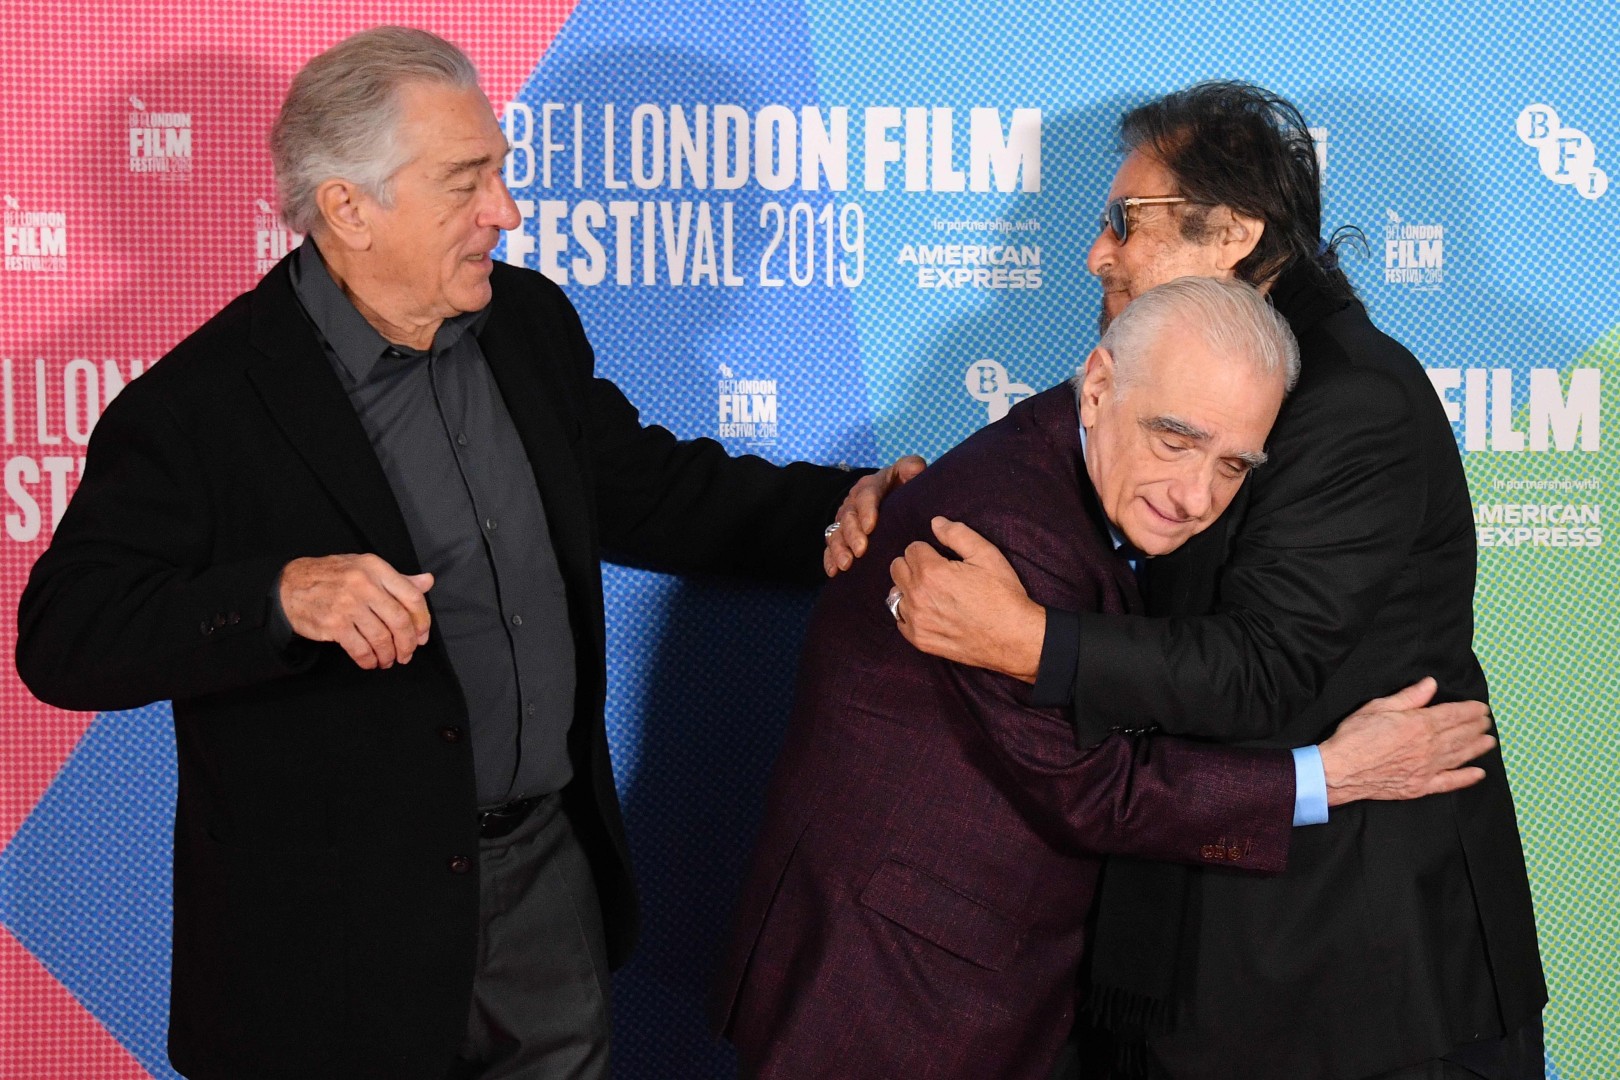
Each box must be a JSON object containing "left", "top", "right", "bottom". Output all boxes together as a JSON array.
[
  {"left": 446, "top": 794, "right": 612, "bottom": 1080},
  {"left": 1048, "top": 1016, "right": 1544, "bottom": 1080}
]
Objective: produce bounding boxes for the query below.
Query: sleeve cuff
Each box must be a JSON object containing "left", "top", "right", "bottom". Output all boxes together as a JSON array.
[
  {"left": 266, "top": 577, "right": 320, "bottom": 671},
  {"left": 1032, "top": 606, "right": 1079, "bottom": 708},
  {"left": 1292, "top": 745, "right": 1330, "bottom": 826},
  {"left": 267, "top": 582, "right": 295, "bottom": 650}
]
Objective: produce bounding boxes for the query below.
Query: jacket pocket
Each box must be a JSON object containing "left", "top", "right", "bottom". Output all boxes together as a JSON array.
[{"left": 858, "top": 857, "right": 1020, "bottom": 972}]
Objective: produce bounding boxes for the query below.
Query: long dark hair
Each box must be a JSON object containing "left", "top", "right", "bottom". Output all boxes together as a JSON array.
[{"left": 1120, "top": 81, "right": 1359, "bottom": 296}]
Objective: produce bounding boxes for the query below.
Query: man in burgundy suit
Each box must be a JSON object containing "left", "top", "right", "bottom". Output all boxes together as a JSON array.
[{"left": 712, "top": 277, "right": 1495, "bottom": 1080}]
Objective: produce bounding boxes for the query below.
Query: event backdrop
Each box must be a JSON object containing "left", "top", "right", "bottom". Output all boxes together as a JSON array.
[{"left": 0, "top": 0, "right": 1614, "bottom": 1077}]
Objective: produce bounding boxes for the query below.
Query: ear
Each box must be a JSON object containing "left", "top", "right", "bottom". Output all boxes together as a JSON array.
[
  {"left": 1208, "top": 206, "right": 1265, "bottom": 274},
  {"left": 1078, "top": 347, "right": 1114, "bottom": 429},
  {"left": 313, "top": 178, "right": 374, "bottom": 252}
]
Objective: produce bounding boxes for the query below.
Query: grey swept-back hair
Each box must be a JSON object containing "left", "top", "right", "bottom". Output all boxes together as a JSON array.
[
  {"left": 1092, "top": 276, "right": 1299, "bottom": 394},
  {"left": 270, "top": 26, "right": 480, "bottom": 235}
]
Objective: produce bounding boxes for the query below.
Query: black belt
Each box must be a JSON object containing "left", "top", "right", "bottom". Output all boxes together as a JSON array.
[{"left": 477, "top": 794, "right": 548, "bottom": 839}]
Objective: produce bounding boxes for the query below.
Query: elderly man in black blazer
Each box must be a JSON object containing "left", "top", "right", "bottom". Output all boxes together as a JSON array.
[
  {"left": 833, "top": 83, "right": 1546, "bottom": 1080},
  {"left": 15, "top": 27, "right": 914, "bottom": 1080}
]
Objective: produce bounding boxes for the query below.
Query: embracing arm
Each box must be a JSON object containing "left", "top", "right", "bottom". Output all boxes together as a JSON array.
[
  {"left": 1062, "top": 365, "right": 1426, "bottom": 741},
  {"left": 535, "top": 283, "right": 903, "bottom": 584},
  {"left": 584, "top": 370, "right": 860, "bottom": 583},
  {"left": 946, "top": 606, "right": 1490, "bottom": 869},
  {"left": 887, "top": 365, "right": 1436, "bottom": 744}
]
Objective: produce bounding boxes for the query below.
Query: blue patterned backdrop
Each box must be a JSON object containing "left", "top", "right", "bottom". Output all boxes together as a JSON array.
[{"left": 0, "top": 0, "right": 1614, "bottom": 1076}]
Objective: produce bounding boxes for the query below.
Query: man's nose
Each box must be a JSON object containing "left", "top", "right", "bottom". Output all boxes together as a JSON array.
[
  {"left": 1164, "top": 465, "right": 1216, "bottom": 522},
  {"left": 485, "top": 177, "right": 521, "bottom": 231},
  {"left": 1086, "top": 226, "right": 1115, "bottom": 277}
]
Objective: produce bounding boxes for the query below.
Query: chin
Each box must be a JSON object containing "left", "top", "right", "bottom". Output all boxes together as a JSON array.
[
  {"left": 1099, "top": 291, "right": 1131, "bottom": 328},
  {"left": 449, "top": 279, "right": 494, "bottom": 314},
  {"left": 1124, "top": 524, "right": 1185, "bottom": 558}
]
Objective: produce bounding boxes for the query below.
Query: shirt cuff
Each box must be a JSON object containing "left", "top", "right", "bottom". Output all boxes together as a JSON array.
[
  {"left": 1032, "top": 606, "right": 1079, "bottom": 708},
  {"left": 267, "top": 583, "right": 296, "bottom": 651},
  {"left": 1292, "top": 745, "right": 1329, "bottom": 826}
]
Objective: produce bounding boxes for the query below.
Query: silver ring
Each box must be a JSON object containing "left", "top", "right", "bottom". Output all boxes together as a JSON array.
[
  {"left": 823, "top": 520, "right": 843, "bottom": 539},
  {"left": 885, "top": 589, "right": 903, "bottom": 621}
]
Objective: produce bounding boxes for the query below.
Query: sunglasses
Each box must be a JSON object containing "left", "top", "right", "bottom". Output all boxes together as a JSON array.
[{"left": 1099, "top": 195, "right": 1189, "bottom": 244}]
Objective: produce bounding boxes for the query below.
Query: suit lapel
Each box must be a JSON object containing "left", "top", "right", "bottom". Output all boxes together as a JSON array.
[
  {"left": 472, "top": 290, "right": 596, "bottom": 597},
  {"left": 243, "top": 260, "right": 422, "bottom": 572}
]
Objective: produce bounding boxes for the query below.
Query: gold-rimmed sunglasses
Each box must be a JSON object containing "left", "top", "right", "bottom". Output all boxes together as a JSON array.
[{"left": 1099, "top": 195, "right": 1189, "bottom": 243}]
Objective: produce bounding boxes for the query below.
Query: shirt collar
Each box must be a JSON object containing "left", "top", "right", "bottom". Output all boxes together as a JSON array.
[{"left": 289, "top": 241, "right": 489, "bottom": 384}]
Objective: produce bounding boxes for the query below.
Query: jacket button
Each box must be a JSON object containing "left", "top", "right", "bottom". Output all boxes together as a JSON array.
[
  {"left": 213, "top": 613, "right": 227, "bottom": 628},
  {"left": 448, "top": 855, "right": 472, "bottom": 875},
  {"left": 200, "top": 620, "right": 214, "bottom": 636},
  {"left": 228, "top": 611, "right": 240, "bottom": 625},
  {"left": 439, "top": 726, "right": 463, "bottom": 743}
]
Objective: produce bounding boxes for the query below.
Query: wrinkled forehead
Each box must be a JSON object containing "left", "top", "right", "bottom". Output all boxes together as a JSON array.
[
  {"left": 396, "top": 82, "right": 507, "bottom": 162},
  {"left": 1124, "top": 336, "right": 1284, "bottom": 426}
]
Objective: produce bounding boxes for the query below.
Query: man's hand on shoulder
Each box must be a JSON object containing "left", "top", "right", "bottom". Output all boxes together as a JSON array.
[
  {"left": 1318, "top": 677, "right": 1495, "bottom": 806},
  {"left": 278, "top": 554, "right": 434, "bottom": 670},
  {"left": 887, "top": 517, "right": 1045, "bottom": 683},
  {"left": 823, "top": 454, "right": 926, "bottom": 577}
]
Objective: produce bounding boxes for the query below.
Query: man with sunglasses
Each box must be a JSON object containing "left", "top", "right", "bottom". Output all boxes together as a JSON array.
[{"left": 827, "top": 82, "right": 1545, "bottom": 1079}]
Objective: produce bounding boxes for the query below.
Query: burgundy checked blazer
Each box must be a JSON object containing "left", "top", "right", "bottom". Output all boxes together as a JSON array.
[{"left": 713, "top": 384, "right": 1299, "bottom": 1080}]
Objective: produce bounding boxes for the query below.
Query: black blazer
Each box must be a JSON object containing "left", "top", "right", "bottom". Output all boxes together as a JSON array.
[
  {"left": 1070, "top": 270, "right": 1545, "bottom": 1078},
  {"left": 16, "top": 257, "right": 856, "bottom": 1080}
]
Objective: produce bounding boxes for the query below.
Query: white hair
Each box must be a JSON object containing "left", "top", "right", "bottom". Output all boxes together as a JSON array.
[
  {"left": 1093, "top": 276, "right": 1300, "bottom": 394},
  {"left": 269, "top": 27, "right": 480, "bottom": 235}
]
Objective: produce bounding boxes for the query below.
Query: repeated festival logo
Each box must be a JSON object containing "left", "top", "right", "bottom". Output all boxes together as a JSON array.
[
  {"left": 127, "top": 94, "right": 193, "bottom": 179},
  {"left": 253, "top": 199, "right": 303, "bottom": 276},
  {"left": 2, "top": 193, "right": 66, "bottom": 273},
  {"left": 716, "top": 363, "right": 779, "bottom": 446},
  {"left": 1383, "top": 209, "right": 1444, "bottom": 291}
]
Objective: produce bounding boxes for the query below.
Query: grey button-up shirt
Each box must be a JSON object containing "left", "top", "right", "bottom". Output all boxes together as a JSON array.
[{"left": 289, "top": 243, "right": 576, "bottom": 806}]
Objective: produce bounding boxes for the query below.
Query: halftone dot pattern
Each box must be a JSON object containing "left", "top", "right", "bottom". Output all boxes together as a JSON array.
[
  {"left": 0, "top": 926, "right": 146, "bottom": 1079},
  {"left": 599, "top": 566, "right": 815, "bottom": 1079},
  {"left": 504, "top": 2, "right": 874, "bottom": 1074},
  {"left": 0, "top": 0, "right": 1615, "bottom": 1078},
  {"left": 1463, "top": 326, "right": 1618, "bottom": 1080},
  {"left": 802, "top": 2, "right": 1617, "bottom": 1076},
  {"left": 0, "top": 705, "right": 178, "bottom": 1079},
  {"left": 0, "top": 2, "right": 576, "bottom": 1075}
]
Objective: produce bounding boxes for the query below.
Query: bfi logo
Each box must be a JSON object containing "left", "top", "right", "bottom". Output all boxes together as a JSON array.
[
  {"left": 965, "top": 359, "right": 1034, "bottom": 424},
  {"left": 1516, "top": 104, "right": 1607, "bottom": 200}
]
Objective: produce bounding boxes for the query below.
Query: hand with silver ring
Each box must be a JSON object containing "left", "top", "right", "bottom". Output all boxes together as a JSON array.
[
  {"left": 885, "top": 587, "right": 904, "bottom": 623},
  {"left": 824, "top": 521, "right": 842, "bottom": 539}
]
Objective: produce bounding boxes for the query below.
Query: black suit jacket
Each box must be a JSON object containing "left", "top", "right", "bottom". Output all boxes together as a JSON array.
[
  {"left": 1068, "top": 269, "right": 1545, "bottom": 1078},
  {"left": 15, "top": 257, "right": 857, "bottom": 1080}
]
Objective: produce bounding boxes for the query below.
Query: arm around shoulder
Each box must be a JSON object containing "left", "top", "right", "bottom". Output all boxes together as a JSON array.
[
  {"left": 1071, "top": 363, "right": 1427, "bottom": 742},
  {"left": 528, "top": 274, "right": 864, "bottom": 583}
]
